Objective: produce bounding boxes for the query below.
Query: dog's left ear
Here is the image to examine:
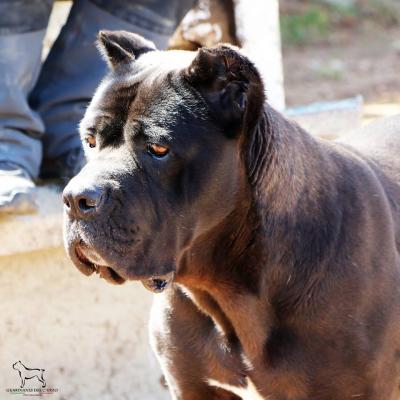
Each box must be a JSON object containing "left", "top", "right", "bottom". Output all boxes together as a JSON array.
[
  {"left": 97, "top": 30, "right": 156, "bottom": 69},
  {"left": 185, "top": 45, "right": 264, "bottom": 135}
]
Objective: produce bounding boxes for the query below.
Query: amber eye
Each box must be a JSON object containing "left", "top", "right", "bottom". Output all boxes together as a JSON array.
[
  {"left": 85, "top": 134, "right": 96, "bottom": 148},
  {"left": 85, "top": 135, "right": 97, "bottom": 148},
  {"left": 147, "top": 143, "right": 169, "bottom": 158},
  {"left": 85, "top": 133, "right": 96, "bottom": 148}
]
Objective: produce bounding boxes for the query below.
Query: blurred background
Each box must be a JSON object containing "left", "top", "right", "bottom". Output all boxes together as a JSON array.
[
  {"left": 0, "top": 1, "right": 399, "bottom": 399},
  {"left": 280, "top": 0, "right": 400, "bottom": 123},
  {"left": 46, "top": 0, "right": 400, "bottom": 135}
]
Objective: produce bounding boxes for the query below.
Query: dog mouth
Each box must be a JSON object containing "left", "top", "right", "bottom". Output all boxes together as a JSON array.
[
  {"left": 141, "top": 272, "right": 175, "bottom": 293},
  {"left": 72, "top": 241, "right": 174, "bottom": 292},
  {"left": 74, "top": 242, "right": 126, "bottom": 285}
]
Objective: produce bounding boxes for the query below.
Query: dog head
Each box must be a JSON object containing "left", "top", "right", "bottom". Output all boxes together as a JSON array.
[
  {"left": 12, "top": 361, "right": 22, "bottom": 371},
  {"left": 63, "top": 30, "right": 265, "bottom": 291}
]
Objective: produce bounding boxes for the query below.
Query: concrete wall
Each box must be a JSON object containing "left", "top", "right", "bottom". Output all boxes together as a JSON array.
[
  {"left": 0, "top": 189, "right": 169, "bottom": 399},
  {"left": 235, "top": 0, "right": 286, "bottom": 111}
]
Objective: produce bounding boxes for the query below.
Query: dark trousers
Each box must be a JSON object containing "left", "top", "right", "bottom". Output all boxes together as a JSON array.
[{"left": 0, "top": 0, "right": 195, "bottom": 177}]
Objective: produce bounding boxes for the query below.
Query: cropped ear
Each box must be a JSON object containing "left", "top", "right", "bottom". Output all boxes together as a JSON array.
[
  {"left": 185, "top": 45, "right": 264, "bottom": 135},
  {"left": 97, "top": 30, "right": 156, "bottom": 69}
]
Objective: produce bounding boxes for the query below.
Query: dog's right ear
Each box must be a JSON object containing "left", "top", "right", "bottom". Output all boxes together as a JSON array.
[{"left": 97, "top": 30, "right": 156, "bottom": 69}]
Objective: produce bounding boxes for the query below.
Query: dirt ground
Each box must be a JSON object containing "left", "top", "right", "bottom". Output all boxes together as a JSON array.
[{"left": 282, "top": 22, "right": 400, "bottom": 123}]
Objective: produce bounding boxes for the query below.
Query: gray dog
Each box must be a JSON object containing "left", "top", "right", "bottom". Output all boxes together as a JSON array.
[{"left": 64, "top": 30, "right": 400, "bottom": 399}]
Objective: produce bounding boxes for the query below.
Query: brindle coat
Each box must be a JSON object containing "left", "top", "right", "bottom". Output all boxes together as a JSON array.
[{"left": 63, "top": 31, "right": 400, "bottom": 400}]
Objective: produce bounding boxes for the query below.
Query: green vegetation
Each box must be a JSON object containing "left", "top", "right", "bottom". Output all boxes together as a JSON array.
[
  {"left": 280, "top": 0, "right": 400, "bottom": 46},
  {"left": 281, "top": 6, "right": 331, "bottom": 46}
]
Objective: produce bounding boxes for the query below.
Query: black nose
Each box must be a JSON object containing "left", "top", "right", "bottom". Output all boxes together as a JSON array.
[{"left": 63, "top": 185, "right": 105, "bottom": 219}]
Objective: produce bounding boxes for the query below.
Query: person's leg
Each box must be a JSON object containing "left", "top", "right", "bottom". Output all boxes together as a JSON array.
[
  {"left": 29, "top": 0, "right": 196, "bottom": 180},
  {"left": 0, "top": 0, "right": 53, "bottom": 213}
]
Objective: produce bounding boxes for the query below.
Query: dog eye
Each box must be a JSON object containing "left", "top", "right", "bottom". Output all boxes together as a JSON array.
[
  {"left": 147, "top": 143, "right": 169, "bottom": 158},
  {"left": 85, "top": 134, "right": 96, "bottom": 148}
]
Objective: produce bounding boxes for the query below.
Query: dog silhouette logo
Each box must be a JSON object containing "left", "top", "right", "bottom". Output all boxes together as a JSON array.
[{"left": 12, "top": 361, "right": 46, "bottom": 388}]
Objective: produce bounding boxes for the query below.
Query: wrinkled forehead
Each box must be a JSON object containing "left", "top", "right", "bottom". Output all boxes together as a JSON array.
[
  {"left": 80, "top": 49, "right": 196, "bottom": 133},
  {"left": 118, "top": 49, "right": 196, "bottom": 87}
]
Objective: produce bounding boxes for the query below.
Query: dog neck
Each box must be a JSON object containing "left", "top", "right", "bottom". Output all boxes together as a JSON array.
[
  {"left": 242, "top": 104, "right": 353, "bottom": 312},
  {"left": 175, "top": 104, "right": 353, "bottom": 359},
  {"left": 181, "top": 105, "right": 345, "bottom": 294}
]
